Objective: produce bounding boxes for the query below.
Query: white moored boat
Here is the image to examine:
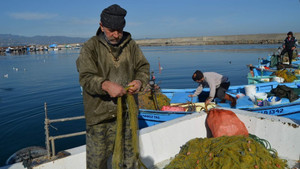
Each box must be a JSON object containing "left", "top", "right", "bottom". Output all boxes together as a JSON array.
[{"left": 1, "top": 108, "right": 299, "bottom": 169}]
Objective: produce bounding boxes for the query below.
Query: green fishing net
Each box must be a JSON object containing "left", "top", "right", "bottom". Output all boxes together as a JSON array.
[
  {"left": 113, "top": 94, "right": 147, "bottom": 169},
  {"left": 165, "top": 135, "right": 287, "bottom": 169},
  {"left": 275, "top": 69, "right": 297, "bottom": 83},
  {"left": 138, "top": 89, "right": 170, "bottom": 110}
]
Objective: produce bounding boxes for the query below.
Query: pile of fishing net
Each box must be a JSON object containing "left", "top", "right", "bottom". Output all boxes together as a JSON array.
[
  {"left": 165, "top": 135, "right": 287, "bottom": 169},
  {"left": 274, "top": 69, "right": 297, "bottom": 83},
  {"left": 283, "top": 52, "right": 298, "bottom": 60},
  {"left": 138, "top": 86, "right": 170, "bottom": 110}
]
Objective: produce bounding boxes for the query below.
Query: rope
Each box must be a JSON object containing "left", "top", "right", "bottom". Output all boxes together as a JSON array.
[
  {"left": 249, "top": 134, "right": 278, "bottom": 156},
  {"left": 112, "top": 86, "right": 147, "bottom": 169},
  {"left": 197, "top": 103, "right": 219, "bottom": 113}
]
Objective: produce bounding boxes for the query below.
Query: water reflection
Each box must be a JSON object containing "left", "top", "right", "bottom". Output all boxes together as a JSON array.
[{"left": 0, "top": 45, "right": 278, "bottom": 166}]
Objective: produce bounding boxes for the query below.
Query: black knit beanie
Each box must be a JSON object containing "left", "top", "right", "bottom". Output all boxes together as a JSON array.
[{"left": 100, "top": 4, "right": 127, "bottom": 30}]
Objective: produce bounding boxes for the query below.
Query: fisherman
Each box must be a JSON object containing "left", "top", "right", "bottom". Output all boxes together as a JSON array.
[
  {"left": 188, "top": 70, "right": 236, "bottom": 107},
  {"left": 76, "top": 4, "right": 150, "bottom": 169},
  {"left": 280, "top": 31, "right": 298, "bottom": 65}
]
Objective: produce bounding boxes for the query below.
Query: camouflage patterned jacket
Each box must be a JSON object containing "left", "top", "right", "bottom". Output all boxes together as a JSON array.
[{"left": 76, "top": 32, "right": 150, "bottom": 126}]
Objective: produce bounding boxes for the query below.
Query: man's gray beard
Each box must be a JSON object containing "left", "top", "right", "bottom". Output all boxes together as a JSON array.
[{"left": 104, "top": 33, "right": 122, "bottom": 46}]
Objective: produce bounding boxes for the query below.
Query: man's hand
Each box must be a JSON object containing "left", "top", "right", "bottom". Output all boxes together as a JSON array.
[
  {"left": 205, "top": 99, "right": 211, "bottom": 105},
  {"left": 127, "top": 80, "right": 142, "bottom": 94},
  {"left": 102, "top": 81, "right": 126, "bottom": 97},
  {"left": 292, "top": 47, "right": 296, "bottom": 50},
  {"left": 188, "top": 94, "right": 194, "bottom": 97}
]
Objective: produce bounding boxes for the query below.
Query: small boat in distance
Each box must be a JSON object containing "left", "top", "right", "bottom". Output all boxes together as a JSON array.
[{"left": 247, "top": 53, "right": 300, "bottom": 84}]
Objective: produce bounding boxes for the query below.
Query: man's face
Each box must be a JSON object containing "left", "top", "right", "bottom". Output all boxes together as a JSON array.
[
  {"left": 100, "top": 23, "right": 123, "bottom": 45},
  {"left": 195, "top": 78, "right": 204, "bottom": 83}
]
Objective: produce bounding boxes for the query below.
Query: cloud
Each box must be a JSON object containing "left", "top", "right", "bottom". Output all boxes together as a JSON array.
[
  {"left": 8, "top": 12, "right": 58, "bottom": 20},
  {"left": 68, "top": 18, "right": 98, "bottom": 25}
]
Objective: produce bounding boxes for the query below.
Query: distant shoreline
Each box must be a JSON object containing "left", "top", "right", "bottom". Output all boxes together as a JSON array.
[
  {"left": 135, "top": 33, "right": 300, "bottom": 46},
  {"left": 1, "top": 32, "right": 299, "bottom": 48}
]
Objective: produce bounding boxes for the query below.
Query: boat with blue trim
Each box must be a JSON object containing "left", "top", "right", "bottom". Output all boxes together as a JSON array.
[{"left": 138, "top": 81, "right": 300, "bottom": 128}]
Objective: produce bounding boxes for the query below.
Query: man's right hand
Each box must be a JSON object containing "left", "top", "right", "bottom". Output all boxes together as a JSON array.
[
  {"left": 188, "top": 94, "right": 194, "bottom": 97},
  {"left": 102, "top": 81, "right": 126, "bottom": 97}
]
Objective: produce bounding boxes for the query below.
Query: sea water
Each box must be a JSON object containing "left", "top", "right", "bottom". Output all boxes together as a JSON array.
[{"left": 0, "top": 44, "right": 278, "bottom": 166}]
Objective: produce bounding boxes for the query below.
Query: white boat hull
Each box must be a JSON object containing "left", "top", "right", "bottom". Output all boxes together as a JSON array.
[{"left": 1, "top": 109, "right": 299, "bottom": 169}]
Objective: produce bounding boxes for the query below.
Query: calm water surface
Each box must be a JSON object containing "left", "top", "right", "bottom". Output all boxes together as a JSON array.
[{"left": 0, "top": 44, "right": 278, "bottom": 166}]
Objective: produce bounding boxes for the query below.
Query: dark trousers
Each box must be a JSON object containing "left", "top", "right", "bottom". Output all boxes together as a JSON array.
[
  {"left": 215, "top": 81, "right": 230, "bottom": 100},
  {"left": 86, "top": 114, "right": 135, "bottom": 169},
  {"left": 280, "top": 48, "right": 294, "bottom": 65}
]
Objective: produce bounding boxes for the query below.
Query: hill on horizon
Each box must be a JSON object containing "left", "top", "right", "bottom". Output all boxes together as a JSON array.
[{"left": 0, "top": 34, "right": 89, "bottom": 47}]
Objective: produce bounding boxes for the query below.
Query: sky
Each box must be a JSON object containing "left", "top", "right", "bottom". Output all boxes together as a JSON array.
[{"left": 0, "top": 0, "right": 300, "bottom": 39}]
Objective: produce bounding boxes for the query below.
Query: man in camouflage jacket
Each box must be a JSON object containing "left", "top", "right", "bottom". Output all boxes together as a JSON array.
[{"left": 76, "top": 4, "right": 150, "bottom": 169}]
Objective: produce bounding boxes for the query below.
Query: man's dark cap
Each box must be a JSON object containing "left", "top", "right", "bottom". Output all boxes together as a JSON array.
[
  {"left": 101, "top": 4, "right": 127, "bottom": 30},
  {"left": 287, "top": 31, "right": 293, "bottom": 36},
  {"left": 192, "top": 70, "right": 203, "bottom": 81}
]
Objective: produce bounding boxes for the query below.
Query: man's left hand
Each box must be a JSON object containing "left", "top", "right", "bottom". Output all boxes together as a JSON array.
[
  {"left": 205, "top": 99, "right": 211, "bottom": 105},
  {"left": 128, "top": 80, "right": 142, "bottom": 94}
]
